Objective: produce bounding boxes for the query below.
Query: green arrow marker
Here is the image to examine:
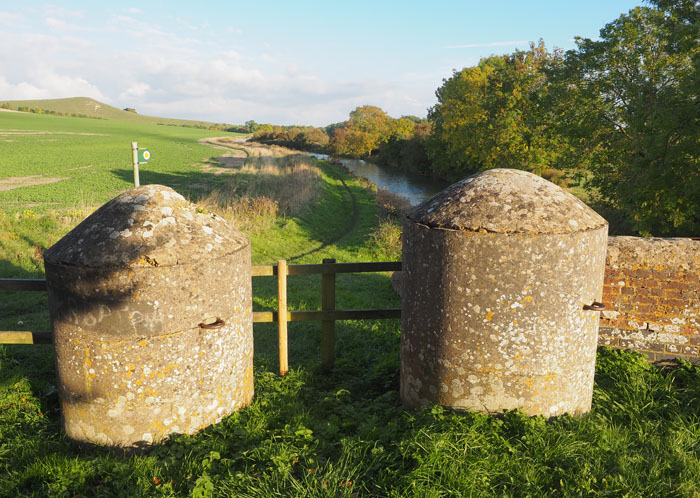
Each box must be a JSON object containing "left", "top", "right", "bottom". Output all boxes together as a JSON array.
[{"left": 138, "top": 149, "right": 151, "bottom": 163}]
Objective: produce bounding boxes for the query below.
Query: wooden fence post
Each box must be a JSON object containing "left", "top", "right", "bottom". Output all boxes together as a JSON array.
[
  {"left": 277, "top": 259, "right": 288, "bottom": 376},
  {"left": 131, "top": 142, "right": 140, "bottom": 187},
  {"left": 321, "top": 258, "right": 336, "bottom": 370}
]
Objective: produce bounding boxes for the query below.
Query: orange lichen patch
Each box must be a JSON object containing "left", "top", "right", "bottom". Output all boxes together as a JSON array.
[
  {"left": 485, "top": 311, "right": 495, "bottom": 322},
  {"left": 0, "top": 175, "right": 66, "bottom": 191}
]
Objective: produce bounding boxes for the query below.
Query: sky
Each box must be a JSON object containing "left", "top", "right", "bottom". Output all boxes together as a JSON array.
[{"left": 0, "top": 1, "right": 644, "bottom": 127}]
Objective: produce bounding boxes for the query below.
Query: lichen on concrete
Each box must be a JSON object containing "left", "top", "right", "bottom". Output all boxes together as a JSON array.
[
  {"left": 44, "top": 185, "right": 253, "bottom": 448},
  {"left": 401, "top": 169, "right": 608, "bottom": 417},
  {"left": 407, "top": 168, "right": 607, "bottom": 234}
]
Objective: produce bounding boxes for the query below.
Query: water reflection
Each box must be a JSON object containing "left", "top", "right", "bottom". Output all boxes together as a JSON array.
[{"left": 309, "top": 153, "right": 449, "bottom": 206}]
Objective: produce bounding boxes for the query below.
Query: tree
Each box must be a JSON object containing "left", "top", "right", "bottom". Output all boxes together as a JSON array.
[
  {"left": 329, "top": 105, "right": 394, "bottom": 157},
  {"left": 551, "top": 2, "right": 700, "bottom": 235},
  {"left": 427, "top": 41, "right": 563, "bottom": 180}
]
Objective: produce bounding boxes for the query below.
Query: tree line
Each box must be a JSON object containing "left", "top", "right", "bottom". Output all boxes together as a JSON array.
[{"left": 248, "top": 0, "right": 699, "bottom": 236}]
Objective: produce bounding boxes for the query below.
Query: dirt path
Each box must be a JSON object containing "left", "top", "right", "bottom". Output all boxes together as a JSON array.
[{"left": 0, "top": 175, "right": 66, "bottom": 191}]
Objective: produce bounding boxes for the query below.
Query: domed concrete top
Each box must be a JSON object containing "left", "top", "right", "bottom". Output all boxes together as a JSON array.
[
  {"left": 45, "top": 185, "right": 248, "bottom": 268},
  {"left": 406, "top": 168, "right": 607, "bottom": 234}
]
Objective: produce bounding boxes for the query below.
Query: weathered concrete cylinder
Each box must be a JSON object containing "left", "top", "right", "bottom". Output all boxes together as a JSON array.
[
  {"left": 400, "top": 169, "right": 608, "bottom": 417},
  {"left": 44, "top": 185, "right": 253, "bottom": 448}
]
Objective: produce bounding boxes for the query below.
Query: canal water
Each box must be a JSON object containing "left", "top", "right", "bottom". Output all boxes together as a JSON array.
[{"left": 309, "top": 153, "right": 450, "bottom": 206}]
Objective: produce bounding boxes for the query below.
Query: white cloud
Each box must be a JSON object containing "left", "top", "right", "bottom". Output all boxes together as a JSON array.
[
  {"left": 44, "top": 6, "right": 85, "bottom": 18},
  {"left": 445, "top": 40, "right": 529, "bottom": 49},
  {"left": 220, "top": 49, "right": 241, "bottom": 61},
  {"left": 0, "top": 11, "right": 21, "bottom": 24},
  {"left": 0, "top": 72, "right": 107, "bottom": 102},
  {"left": 123, "top": 7, "right": 143, "bottom": 15},
  {"left": 0, "top": 76, "right": 50, "bottom": 100},
  {"left": 0, "top": 10, "right": 436, "bottom": 126},
  {"left": 120, "top": 82, "right": 151, "bottom": 100},
  {"left": 34, "top": 71, "right": 109, "bottom": 101},
  {"left": 175, "top": 17, "right": 198, "bottom": 30},
  {"left": 45, "top": 17, "right": 94, "bottom": 31}
]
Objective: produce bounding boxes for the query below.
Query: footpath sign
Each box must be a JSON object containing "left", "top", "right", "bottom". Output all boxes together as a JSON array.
[
  {"left": 138, "top": 149, "right": 151, "bottom": 163},
  {"left": 131, "top": 142, "right": 151, "bottom": 187}
]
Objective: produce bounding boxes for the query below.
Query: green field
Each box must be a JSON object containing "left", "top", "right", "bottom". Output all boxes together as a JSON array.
[
  {"left": 0, "top": 111, "right": 244, "bottom": 211},
  {"left": 2, "top": 113, "right": 700, "bottom": 496}
]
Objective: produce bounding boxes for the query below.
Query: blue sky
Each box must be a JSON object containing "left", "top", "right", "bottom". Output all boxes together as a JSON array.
[{"left": 0, "top": 1, "right": 643, "bottom": 126}]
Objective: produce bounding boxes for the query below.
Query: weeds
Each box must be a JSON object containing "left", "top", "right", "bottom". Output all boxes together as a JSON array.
[
  {"left": 368, "top": 188, "right": 410, "bottom": 262},
  {"left": 375, "top": 188, "right": 411, "bottom": 220},
  {"left": 198, "top": 155, "right": 323, "bottom": 233}
]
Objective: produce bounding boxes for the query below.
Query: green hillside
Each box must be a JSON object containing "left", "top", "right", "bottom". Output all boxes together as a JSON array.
[{"left": 0, "top": 96, "right": 234, "bottom": 129}]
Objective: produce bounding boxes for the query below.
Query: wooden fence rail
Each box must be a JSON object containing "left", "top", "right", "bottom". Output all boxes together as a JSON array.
[{"left": 0, "top": 260, "right": 402, "bottom": 374}]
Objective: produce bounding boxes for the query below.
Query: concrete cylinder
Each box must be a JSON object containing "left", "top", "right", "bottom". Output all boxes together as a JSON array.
[
  {"left": 400, "top": 169, "right": 608, "bottom": 417},
  {"left": 44, "top": 185, "right": 253, "bottom": 448}
]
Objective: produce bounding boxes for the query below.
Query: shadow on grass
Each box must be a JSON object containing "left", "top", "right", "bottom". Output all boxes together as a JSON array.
[
  {"left": 1, "top": 310, "right": 408, "bottom": 496},
  {"left": 111, "top": 168, "right": 230, "bottom": 204},
  {"left": 112, "top": 159, "right": 358, "bottom": 249}
]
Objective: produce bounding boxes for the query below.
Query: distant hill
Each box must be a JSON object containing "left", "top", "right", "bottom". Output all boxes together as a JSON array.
[{"left": 0, "top": 96, "right": 239, "bottom": 130}]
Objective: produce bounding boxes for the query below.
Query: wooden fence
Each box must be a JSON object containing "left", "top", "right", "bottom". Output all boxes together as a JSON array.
[{"left": 0, "top": 259, "right": 402, "bottom": 375}]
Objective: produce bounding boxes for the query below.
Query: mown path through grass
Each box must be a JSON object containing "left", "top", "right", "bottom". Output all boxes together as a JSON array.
[{"left": 197, "top": 137, "right": 363, "bottom": 262}]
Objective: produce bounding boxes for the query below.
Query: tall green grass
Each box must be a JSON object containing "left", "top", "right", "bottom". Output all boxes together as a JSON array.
[{"left": 199, "top": 156, "right": 323, "bottom": 233}]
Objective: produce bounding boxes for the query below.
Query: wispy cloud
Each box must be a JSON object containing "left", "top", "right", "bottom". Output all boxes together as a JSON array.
[
  {"left": 0, "top": 11, "right": 21, "bottom": 24},
  {"left": 123, "top": 7, "right": 143, "bottom": 15},
  {"left": 445, "top": 40, "right": 529, "bottom": 49},
  {"left": 44, "top": 6, "right": 85, "bottom": 19},
  {"left": 45, "top": 17, "right": 95, "bottom": 32}
]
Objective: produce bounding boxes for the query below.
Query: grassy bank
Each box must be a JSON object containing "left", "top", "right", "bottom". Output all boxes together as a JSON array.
[{"left": 2, "top": 115, "right": 700, "bottom": 496}]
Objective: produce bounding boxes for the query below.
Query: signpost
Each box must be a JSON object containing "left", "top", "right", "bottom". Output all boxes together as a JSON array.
[{"left": 131, "top": 142, "right": 151, "bottom": 187}]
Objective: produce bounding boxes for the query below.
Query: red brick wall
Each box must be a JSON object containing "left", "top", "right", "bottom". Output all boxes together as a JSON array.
[{"left": 599, "top": 237, "right": 700, "bottom": 362}]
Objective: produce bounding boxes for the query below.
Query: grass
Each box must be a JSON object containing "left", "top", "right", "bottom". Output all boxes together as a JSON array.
[
  {"left": 0, "top": 111, "right": 244, "bottom": 211},
  {"left": 2, "top": 113, "right": 700, "bottom": 496},
  {"left": 199, "top": 155, "right": 324, "bottom": 233}
]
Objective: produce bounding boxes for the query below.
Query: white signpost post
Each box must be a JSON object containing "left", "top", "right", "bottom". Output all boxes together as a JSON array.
[{"left": 131, "top": 142, "right": 150, "bottom": 187}]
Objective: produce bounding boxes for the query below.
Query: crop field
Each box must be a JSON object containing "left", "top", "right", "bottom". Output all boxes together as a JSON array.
[
  {"left": 0, "top": 111, "right": 243, "bottom": 211},
  {"left": 2, "top": 113, "right": 700, "bottom": 496}
]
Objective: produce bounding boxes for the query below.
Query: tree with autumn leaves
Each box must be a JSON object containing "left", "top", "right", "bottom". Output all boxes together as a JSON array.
[
  {"left": 427, "top": 0, "right": 699, "bottom": 236},
  {"left": 328, "top": 105, "right": 425, "bottom": 159},
  {"left": 427, "top": 41, "right": 563, "bottom": 181}
]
